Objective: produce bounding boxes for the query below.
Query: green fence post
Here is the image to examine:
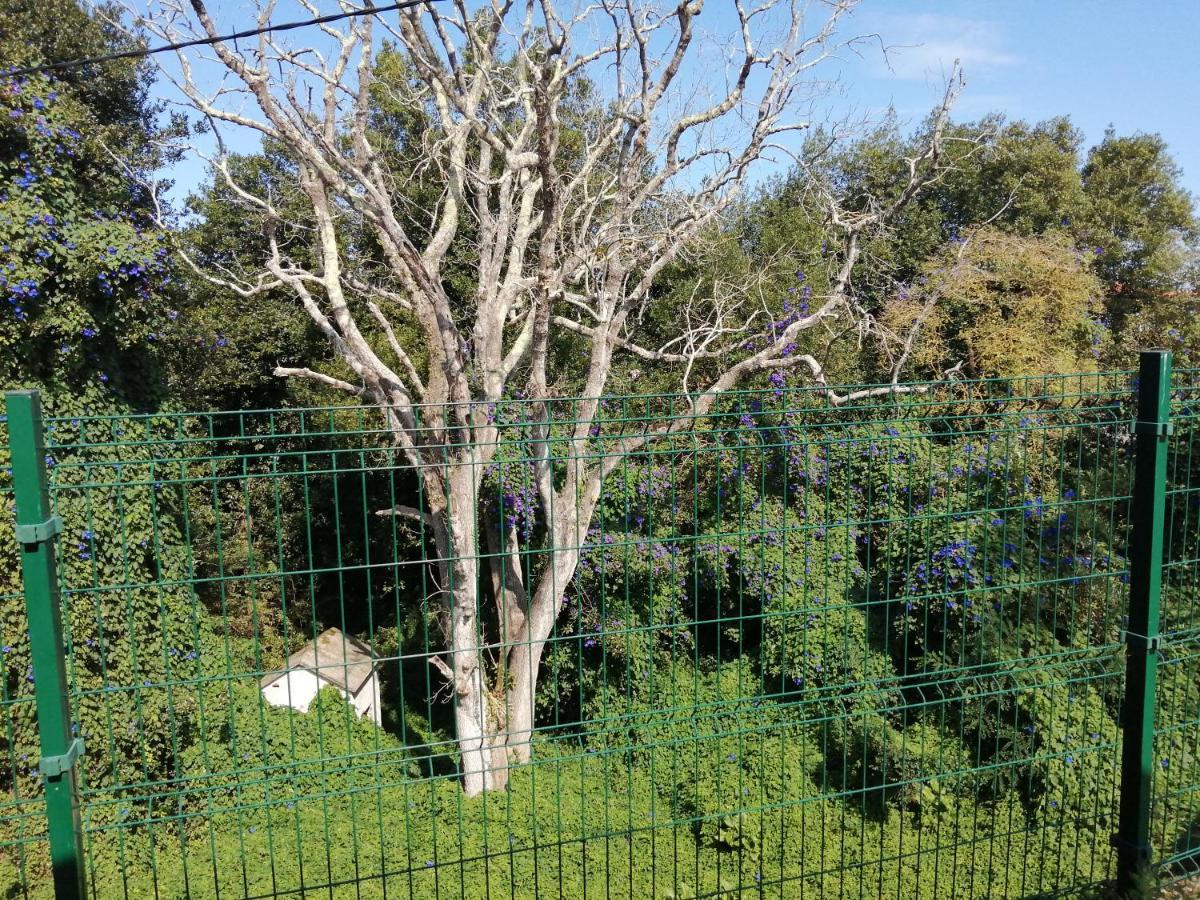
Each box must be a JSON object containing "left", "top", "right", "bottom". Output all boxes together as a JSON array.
[
  {"left": 5, "top": 390, "right": 86, "bottom": 899},
  {"left": 1116, "top": 349, "right": 1172, "bottom": 894}
]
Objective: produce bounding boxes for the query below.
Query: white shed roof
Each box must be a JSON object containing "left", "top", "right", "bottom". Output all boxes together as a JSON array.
[{"left": 260, "top": 628, "right": 377, "bottom": 695}]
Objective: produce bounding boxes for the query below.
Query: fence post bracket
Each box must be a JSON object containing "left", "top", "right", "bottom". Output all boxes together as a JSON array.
[
  {"left": 1131, "top": 419, "right": 1173, "bottom": 438},
  {"left": 14, "top": 514, "right": 63, "bottom": 545},
  {"left": 39, "top": 737, "right": 85, "bottom": 780},
  {"left": 1119, "top": 630, "right": 1163, "bottom": 652}
]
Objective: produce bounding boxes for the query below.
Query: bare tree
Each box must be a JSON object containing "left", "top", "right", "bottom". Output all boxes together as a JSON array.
[{"left": 135, "top": 0, "right": 963, "bottom": 795}]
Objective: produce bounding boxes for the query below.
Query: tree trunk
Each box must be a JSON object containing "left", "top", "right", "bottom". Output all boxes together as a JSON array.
[
  {"left": 503, "top": 481, "right": 601, "bottom": 764},
  {"left": 503, "top": 569, "right": 571, "bottom": 765},
  {"left": 444, "top": 469, "right": 502, "bottom": 796},
  {"left": 440, "top": 465, "right": 600, "bottom": 788},
  {"left": 484, "top": 516, "right": 528, "bottom": 697}
]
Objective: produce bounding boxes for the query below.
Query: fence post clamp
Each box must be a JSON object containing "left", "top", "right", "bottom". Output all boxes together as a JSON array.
[
  {"left": 1132, "top": 419, "right": 1173, "bottom": 438},
  {"left": 1109, "top": 831, "right": 1150, "bottom": 860},
  {"left": 1120, "top": 630, "right": 1163, "bottom": 652},
  {"left": 39, "top": 737, "right": 84, "bottom": 780},
  {"left": 14, "top": 515, "right": 62, "bottom": 546}
]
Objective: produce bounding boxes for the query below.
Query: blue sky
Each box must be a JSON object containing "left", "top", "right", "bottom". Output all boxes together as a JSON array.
[
  {"left": 836, "top": 1, "right": 1199, "bottom": 198},
  {"left": 158, "top": 0, "right": 1199, "bottom": 204}
]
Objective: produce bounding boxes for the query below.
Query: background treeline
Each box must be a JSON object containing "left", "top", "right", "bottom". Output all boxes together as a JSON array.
[{"left": 2, "top": 3, "right": 1200, "bottom": 897}]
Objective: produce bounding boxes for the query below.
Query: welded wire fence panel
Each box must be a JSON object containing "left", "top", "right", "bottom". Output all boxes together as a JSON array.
[
  {"left": 1151, "top": 367, "right": 1200, "bottom": 879},
  {"left": 0, "top": 370, "right": 1155, "bottom": 898}
]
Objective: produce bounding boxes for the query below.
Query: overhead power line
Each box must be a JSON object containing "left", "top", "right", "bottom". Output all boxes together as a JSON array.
[{"left": 5, "top": 0, "right": 443, "bottom": 79}]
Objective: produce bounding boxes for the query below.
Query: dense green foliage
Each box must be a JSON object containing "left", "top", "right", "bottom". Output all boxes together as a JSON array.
[
  {"left": 79, "top": 669, "right": 1119, "bottom": 899},
  {"left": 0, "top": 0, "right": 174, "bottom": 403},
  {"left": 0, "top": 3, "right": 205, "bottom": 887},
  {"left": 880, "top": 228, "right": 1109, "bottom": 378},
  {"left": 715, "top": 115, "right": 1198, "bottom": 388}
]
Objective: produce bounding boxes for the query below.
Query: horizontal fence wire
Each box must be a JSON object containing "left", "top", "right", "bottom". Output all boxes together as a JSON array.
[{"left": 3, "top": 367, "right": 1197, "bottom": 898}]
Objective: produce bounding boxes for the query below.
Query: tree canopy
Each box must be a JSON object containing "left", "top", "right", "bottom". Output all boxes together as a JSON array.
[{"left": 0, "top": 0, "right": 173, "bottom": 412}]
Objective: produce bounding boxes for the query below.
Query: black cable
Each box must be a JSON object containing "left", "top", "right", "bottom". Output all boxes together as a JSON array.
[{"left": 5, "top": 0, "right": 443, "bottom": 79}]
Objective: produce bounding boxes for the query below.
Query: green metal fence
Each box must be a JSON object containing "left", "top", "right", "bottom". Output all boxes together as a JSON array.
[{"left": 2, "top": 356, "right": 1200, "bottom": 898}]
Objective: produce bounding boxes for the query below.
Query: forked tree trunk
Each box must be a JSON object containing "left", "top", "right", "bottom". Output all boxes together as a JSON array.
[
  {"left": 503, "top": 568, "right": 572, "bottom": 765},
  {"left": 438, "top": 463, "right": 603, "bottom": 788},
  {"left": 501, "top": 480, "right": 602, "bottom": 766}
]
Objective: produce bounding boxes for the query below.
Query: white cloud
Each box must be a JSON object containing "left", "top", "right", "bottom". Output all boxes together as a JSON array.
[{"left": 865, "top": 13, "right": 1020, "bottom": 82}]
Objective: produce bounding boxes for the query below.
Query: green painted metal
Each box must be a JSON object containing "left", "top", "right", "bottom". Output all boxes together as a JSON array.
[
  {"left": 1147, "top": 364, "right": 1200, "bottom": 883},
  {"left": 1117, "top": 350, "right": 1171, "bottom": 892},
  {"left": 5, "top": 390, "right": 86, "bottom": 899}
]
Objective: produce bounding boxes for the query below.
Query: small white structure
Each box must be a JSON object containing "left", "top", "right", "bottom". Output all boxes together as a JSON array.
[{"left": 260, "top": 628, "right": 382, "bottom": 726}]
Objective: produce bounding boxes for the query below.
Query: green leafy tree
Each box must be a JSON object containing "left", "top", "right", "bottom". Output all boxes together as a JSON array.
[
  {"left": 741, "top": 115, "right": 1195, "bottom": 378},
  {"left": 0, "top": 6, "right": 201, "bottom": 873},
  {"left": 1078, "top": 130, "right": 1197, "bottom": 319},
  {"left": 880, "top": 228, "right": 1108, "bottom": 379},
  {"left": 165, "top": 146, "right": 332, "bottom": 411},
  {"left": 936, "top": 116, "right": 1087, "bottom": 238}
]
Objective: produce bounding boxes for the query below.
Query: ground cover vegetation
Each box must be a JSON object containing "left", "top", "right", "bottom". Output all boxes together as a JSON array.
[{"left": 2, "top": 1, "right": 1200, "bottom": 896}]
